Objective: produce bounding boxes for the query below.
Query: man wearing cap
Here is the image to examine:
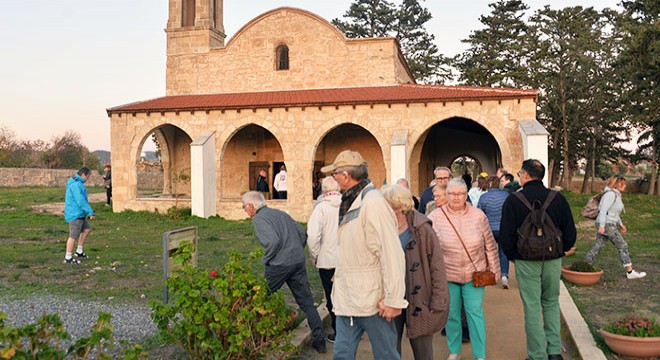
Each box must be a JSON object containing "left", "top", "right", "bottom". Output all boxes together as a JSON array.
[{"left": 322, "top": 150, "right": 408, "bottom": 360}]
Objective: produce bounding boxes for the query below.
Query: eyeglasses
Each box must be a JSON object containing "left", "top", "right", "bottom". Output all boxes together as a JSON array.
[
  {"left": 242, "top": 204, "right": 250, "bottom": 210},
  {"left": 332, "top": 169, "right": 346, "bottom": 176},
  {"left": 436, "top": 176, "right": 450, "bottom": 181},
  {"left": 517, "top": 170, "right": 523, "bottom": 178},
  {"left": 447, "top": 192, "right": 466, "bottom": 197}
]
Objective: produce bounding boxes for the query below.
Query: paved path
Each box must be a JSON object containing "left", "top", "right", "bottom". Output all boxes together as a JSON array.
[{"left": 300, "top": 264, "right": 574, "bottom": 360}]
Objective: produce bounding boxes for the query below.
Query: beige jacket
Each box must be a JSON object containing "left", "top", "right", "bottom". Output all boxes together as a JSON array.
[
  {"left": 428, "top": 204, "right": 500, "bottom": 284},
  {"left": 306, "top": 192, "right": 341, "bottom": 269},
  {"left": 331, "top": 183, "right": 408, "bottom": 317}
]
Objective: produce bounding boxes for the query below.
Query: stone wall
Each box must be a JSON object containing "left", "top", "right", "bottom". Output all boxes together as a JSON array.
[
  {"left": 0, "top": 168, "right": 104, "bottom": 187},
  {"left": 0, "top": 168, "right": 162, "bottom": 189}
]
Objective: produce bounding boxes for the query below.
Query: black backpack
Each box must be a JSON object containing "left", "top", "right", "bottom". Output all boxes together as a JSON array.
[{"left": 512, "top": 191, "right": 563, "bottom": 260}]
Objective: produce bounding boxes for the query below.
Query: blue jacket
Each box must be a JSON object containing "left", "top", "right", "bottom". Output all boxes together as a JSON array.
[
  {"left": 64, "top": 174, "right": 94, "bottom": 223},
  {"left": 477, "top": 188, "right": 509, "bottom": 232}
]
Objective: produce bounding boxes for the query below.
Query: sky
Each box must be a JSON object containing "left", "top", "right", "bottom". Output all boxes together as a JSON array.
[{"left": 0, "top": 0, "right": 619, "bottom": 152}]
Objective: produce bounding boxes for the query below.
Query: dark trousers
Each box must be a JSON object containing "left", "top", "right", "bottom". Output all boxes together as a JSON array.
[
  {"left": 106, "top": 187, "right": 112, "bottom": 205},
  {"left": 278, "top": 191, "right": 287, "bottom": 199},
  {"left": 265, "top": 262, "right": 325, "bottom": 343},
  {"left": 319, "top": 268, "right": 336, "bottom": 333}
]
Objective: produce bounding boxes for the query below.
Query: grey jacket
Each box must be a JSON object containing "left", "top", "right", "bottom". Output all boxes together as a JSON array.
[
  {"left": 596, "top": 186, "right": 624, "bottom": 226},
  {"left": 253, "top": 206, "right": 307, "bottom": 266}
]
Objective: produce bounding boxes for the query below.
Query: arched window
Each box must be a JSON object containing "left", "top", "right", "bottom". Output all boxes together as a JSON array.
[
  {"left": 276, "top": 45, "right": 289, "bottom": 71},
  {"left": 182, "top": 0, "right": 196, "bottom": 27}
]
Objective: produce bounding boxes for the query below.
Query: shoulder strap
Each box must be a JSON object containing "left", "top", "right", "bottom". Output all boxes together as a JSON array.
[
  {"left": 512, "top": 191, "right": 533, "bottom": 211},
  {"left": 541, "top": 191, "right": 558, "bottom": 213},
  {"left": 440, "top": 207, "right": 478, "bottom": 272}
]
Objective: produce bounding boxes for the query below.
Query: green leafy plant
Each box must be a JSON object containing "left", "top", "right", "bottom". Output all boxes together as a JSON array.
[
  {"left": 568, "top": 260, "right": 600, "bottom": 272},
  {"left": 0, "top": 311, "right": 147, "bottom": 359},
  {"left": 149, "top": 243, "right": 296, "bottom": 359},
  {"left": 603, "top": 316, "right": 660, "bottom": 338}
]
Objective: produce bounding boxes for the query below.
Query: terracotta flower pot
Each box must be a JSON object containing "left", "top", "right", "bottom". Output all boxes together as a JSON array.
[
  {"left": 561, "top": 266, "right": 603, "bottom": 286},
  {"left": 599, "top": 329, "right": 660, "bottom": 358}
]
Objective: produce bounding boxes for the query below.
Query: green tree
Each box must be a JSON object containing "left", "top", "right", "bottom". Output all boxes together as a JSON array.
[
  {"left": 616, "top": 0, "right": 660, "bottom": 195},
  {"left": 43, "top": 131, "right": 99, "bottom": 170},
  {"left": 333, "top": 0, "right": 452, "bottom": 83},
  {"left": 455, "top": 0, "right": 530, "bottom": 87}
]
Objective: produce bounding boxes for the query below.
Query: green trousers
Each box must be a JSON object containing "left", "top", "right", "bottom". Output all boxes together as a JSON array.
[{"left": 515, "top": 258, "right": 562, "bottom": 360}]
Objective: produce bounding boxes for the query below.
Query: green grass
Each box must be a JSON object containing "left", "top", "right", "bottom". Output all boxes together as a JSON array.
[{"left": 0, "top": 187, "right": 324, "bottom": 306}]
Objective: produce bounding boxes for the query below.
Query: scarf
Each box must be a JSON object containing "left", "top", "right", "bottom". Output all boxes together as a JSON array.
[{"left": 338, "top": 179, "right": 370, "bottom": 225}]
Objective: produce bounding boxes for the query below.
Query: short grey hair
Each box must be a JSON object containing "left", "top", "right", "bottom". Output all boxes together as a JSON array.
[
  {"left": 321, "top": 176, "right": 340, "bottom": 193},
  {"left": 242, "top": 191, "right": 267, "bottom": 210},
  {"left": 381, "top": 184, "right": 414, "bottom": 212},
  {"left": 337, "top": 164, "right": 369, "bottom": 181},
  {"left": 395, "top": 178, "right": 410, "bottom": 188},
  {"left": 447, "top": 177, "right": 468, "bottom": 193},
  {"left": 434, "top": 166, "right": 451, "bottom": 176}
]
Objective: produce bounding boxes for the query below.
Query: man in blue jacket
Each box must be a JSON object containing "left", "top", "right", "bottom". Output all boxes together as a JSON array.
[{"left": 63, "top": 167, "right": 95, "bottom": 264}]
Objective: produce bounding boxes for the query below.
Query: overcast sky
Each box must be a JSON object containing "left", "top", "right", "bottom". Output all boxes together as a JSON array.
[{"left": 0, "top": 0, "right": 619, "bottom": 151}]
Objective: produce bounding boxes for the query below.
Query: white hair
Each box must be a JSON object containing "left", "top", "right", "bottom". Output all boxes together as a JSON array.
[
  {"left": 447, "top": 177, "right": 468, "bottom": 193},
  {"left": 242, "top": 191, "right": 267, "bottom": 209},
  {"left": 321, "top": 176, "right": 340, "bottom": 193}
]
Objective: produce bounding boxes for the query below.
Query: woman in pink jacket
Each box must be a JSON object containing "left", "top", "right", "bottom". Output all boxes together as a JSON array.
[{"left": 428, "top": 178, "right": 500, "bottom": 360}]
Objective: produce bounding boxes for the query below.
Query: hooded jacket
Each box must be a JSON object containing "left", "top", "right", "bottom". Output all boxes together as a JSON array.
[
  {"left": 64, "top": 174, "right": 94, "bottom": 223},
  {"left": 307, "top": 192, "right": 341, "bottom": 269},
  {"left": 596, "top": 186, "right": 624, "bottom": 226}
]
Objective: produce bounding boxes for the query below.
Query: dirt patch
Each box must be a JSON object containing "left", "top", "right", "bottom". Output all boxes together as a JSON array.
[{"left": 29, "top": 193, "right": 107, "bottom": 215}]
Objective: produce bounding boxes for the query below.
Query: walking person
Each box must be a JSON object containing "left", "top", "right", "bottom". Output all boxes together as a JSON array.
[
  {"left": 63, "top": 167, "right": 95, "bottom": 264},
  {"left": 256, "top": 168, "right": 270, "bottom": 198},
  {"left": 428, "top": 178, "right": 500, "bottom": 360},
  {"left": 241, "top": 191, "right": 327, "bottom": 353},
  {"left": 102, "top": 164, "right": 112, "bottom": 206},
  {"left": 307, "top": 176, "right": 342, "bottom": 342},
  {"left": 382, "top": 184, "right": 449, "bottom": 360},
  {"left": 500, "top": 159, "right": 577, "bottom": 360},
  {"left": 477, "top": 175, "right": 511, "bottom": 289},
  {"left": 273, "top": 164, "right": 287, "bottom": 199},
  {"left": 321, "top": 150, "right": 408, "bottom": 360},
  {"left": 585, "top": 175, "right": 646, "bottom": 279}
]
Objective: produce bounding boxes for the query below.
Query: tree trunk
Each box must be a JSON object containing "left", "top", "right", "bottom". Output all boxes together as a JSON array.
[
  {"left": 581, "top": 157, "right": 591, "bottom": 194},
  {"left": 560, "top": 68, "right": 571, "bottom": 191},
  {"left": 649, "top": 151, "right": 658, "bottom": 195},
  {"left": 590, "top": 136, "right": 596, "bottom": 193}
]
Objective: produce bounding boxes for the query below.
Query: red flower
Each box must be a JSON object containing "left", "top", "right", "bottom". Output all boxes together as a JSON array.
[
  {"left": 209, "top": 271, "right": 218, "bottom": 278},
  {"left": 291, "top": 311, "right": 296, "bottom": 319}
]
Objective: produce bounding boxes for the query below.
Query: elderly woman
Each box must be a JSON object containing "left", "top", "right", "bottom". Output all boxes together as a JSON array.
[
  {"left": 381, "top": 184, "right": 449, "bottom": 360},
  {"left": 428, "top": 178, "right": 500, "bottom": 360},
  {"left": 425, "top": 183, "right": 448, "bottom": 215},
  {"left": 307, "top": 176, "right": 342, "bottom": 342}
]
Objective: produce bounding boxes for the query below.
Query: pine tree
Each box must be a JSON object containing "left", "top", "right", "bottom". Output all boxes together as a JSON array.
[
  {"left": 333, "top": 0, "right": 451, "bottom": 83},
  {"left": 454, "top": 0, "right": 530, "bottom": 87}
]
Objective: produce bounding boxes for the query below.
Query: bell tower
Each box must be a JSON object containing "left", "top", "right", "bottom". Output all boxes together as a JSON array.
[{"left": 166, "top": 0, "right": 226, "bottom": 55}]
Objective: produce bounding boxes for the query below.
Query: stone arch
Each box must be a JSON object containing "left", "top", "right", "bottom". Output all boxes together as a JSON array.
[
  {"left": 313, "top": 123, "right": 386, "bottom": 193},
  {"left": 411, "top": 117, "right": 502, "bottom": 195},
  {"left": 220, "top": 124, "right": 284, "bottom": 199},
  {"left": 135, "top": 124, "right": 193, "bottom": 199}
]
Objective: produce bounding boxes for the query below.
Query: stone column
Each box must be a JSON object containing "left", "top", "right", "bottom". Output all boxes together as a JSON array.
[
  {"left": 191, "top": 131, "right": 217, "bottom": 218},
  {"left": 390, "top": 130, "right": 408, "bottom": 185},
  {"left": 518, "top": 120, "right": 549, "bottom": 187}
]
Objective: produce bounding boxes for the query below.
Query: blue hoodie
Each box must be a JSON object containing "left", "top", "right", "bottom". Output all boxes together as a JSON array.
[{"left": 64, "top": 174, "right": 94, "bottom": 223}]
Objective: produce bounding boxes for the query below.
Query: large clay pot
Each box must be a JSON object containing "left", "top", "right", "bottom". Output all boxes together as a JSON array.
[
  {"left": 561, "top": 266, "right": 603, "bottom": 286},
  {"left": 600, "top": 329, "right": 660, "bottom": 358}
]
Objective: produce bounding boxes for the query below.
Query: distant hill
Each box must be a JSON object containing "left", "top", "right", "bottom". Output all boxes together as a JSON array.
[{"left": 93, "top": 150, "right": 111, "bottom": 165}]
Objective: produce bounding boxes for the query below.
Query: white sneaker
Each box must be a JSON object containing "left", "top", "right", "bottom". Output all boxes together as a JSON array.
[
  {"left": 626, "top": 269, "right": 647, "bottom": 279},
  {"left": 501, "top": 275, "right": 509, "bottom": 289},
  {"left": 447, "top": 354, "right": 461, "bottom": 360}
]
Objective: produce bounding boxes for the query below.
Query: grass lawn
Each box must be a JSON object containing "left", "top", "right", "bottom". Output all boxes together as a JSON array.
[
  {"left": 0, "top": 186, "right": 324, "bottom": 306},
  {"left": 1, "top": 186, "right": 657, "bottom": 358}
]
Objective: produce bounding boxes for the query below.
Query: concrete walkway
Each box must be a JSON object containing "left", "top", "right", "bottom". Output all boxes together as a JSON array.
[{"left": 294, "top": 263, "right": 605, "bottom": 360}]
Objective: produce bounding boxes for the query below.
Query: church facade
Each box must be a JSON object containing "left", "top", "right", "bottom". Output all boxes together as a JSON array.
[{"left": 107, "top": 0, "right": 548, "bottom": 221}]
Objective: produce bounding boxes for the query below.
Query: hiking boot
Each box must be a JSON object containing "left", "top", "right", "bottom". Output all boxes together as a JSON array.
[
  {"left": 326, "top": 333, "right": 336, "bottom": 343},
  {"left": 447, "top": 354, "right": 461, "bottom": 360},
  {"left": 626, "top": 269, "right": 646, "bottom": 279},
  {"left": 75, "top": 252, "right": 88, "bottom": 259},
  {"left": 312, "top": 339, "right": 327, "bottom": 353},
  {"left": 64, "top": 257, "right": 80, "bottom": 264},
  {"left": 501, "top": 275, "right": 509, "bottom": 289}
]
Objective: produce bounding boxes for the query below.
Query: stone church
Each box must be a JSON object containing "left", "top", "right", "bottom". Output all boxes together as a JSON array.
[{"left": 107, "top": 0, "right": 548, "bottom": 221}]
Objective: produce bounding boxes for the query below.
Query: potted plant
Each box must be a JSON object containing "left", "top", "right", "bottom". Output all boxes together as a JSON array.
[
  {"left": 599, "top": 315, "right": 660, "bottom": 358},
  {"left": 561, "top": 260, "right": 603, "bottom": 286}
]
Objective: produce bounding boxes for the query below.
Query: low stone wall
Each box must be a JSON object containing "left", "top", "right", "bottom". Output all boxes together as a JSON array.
[{"left": 0, "top": 168, "right": 104, "bottom": 187}]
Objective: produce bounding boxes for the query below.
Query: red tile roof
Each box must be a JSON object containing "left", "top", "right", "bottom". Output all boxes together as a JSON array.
[{"left": 107, "top": 84, "right": 538, "bottom": 114}]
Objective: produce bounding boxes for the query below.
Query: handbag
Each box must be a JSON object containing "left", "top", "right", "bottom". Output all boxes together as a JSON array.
[{"left": 441, "top": 207, "right": 497, "bottom": 287}]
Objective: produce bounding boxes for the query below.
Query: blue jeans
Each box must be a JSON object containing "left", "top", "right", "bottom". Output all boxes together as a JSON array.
[
  {"left": 493, "top": 231, "right": 509, "bottom": 276},
  {"left": 446, "top": 282, "right": 486, "bottom": 358},
  {"left": 333, "top": 314, "right": 400, "bottom": 360}
]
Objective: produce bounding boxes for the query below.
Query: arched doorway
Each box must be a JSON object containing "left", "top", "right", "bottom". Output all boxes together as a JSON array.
[
  {"left": 412, "top": 117, "right": 502, "bottom": 195},
  {"left": 313, "top": 124, "right": 386, "bottom": 197},
  {"left": 222, "top": 124, "right": 284, "bottom": 199},
  {"left": 136, "top": 124, "right": 192, "bottom": 199}
]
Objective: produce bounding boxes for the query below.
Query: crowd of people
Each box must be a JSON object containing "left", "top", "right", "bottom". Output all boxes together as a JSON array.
[{"left": 60, "top": 151, "right": 646, "bottom": 360}]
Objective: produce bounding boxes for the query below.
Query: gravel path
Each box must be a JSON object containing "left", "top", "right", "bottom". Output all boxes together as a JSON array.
[{"left": 0, "top": 295, "right": 157, "bottom": 347}]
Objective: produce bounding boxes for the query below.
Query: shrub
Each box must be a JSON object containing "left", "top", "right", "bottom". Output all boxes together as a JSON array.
[
  {"left": 149, "top": 243, "right": 296, "bottom": 359},
  {"left": 568, "top": 260, "right": 599, "bottom": 272},
  {"left": 0, "top": 311, "right": 147, "bottom": 359},
  {"left": 603, "top": 316, "right": 660, "bottom": 337}
]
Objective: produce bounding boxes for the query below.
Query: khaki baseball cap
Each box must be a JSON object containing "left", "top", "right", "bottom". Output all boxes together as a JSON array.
[{"left": 321, "top": 150, "right": 366, "bottom": 174}]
